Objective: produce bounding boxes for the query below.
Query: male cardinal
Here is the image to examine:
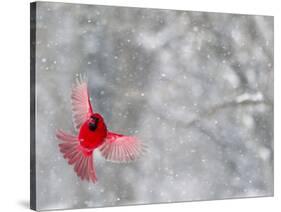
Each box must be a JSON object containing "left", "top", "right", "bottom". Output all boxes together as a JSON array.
[{"left": 56, "top": 75, "right": 146, "bottom": 183}]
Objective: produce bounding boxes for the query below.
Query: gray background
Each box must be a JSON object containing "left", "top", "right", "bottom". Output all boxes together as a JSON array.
[{"left": 35, "top": 2, "right": 273, "bottom": 210}]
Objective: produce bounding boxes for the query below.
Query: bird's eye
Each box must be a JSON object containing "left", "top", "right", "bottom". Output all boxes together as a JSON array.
[
  {"left": 89, "top": 122, "right": 97, "bottom": 131},
  {"left": 88, "top": 117, "right": 99, "bottom": 131}
]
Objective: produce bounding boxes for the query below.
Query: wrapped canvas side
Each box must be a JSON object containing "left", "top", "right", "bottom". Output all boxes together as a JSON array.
[{"left": 30, "top": 2, "right": 37, "bottom": 211}]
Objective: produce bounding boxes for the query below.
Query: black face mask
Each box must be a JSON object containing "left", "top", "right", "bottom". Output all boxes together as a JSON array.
[{"left": 88, "top": 117, "right": 99, "bottom": 131}]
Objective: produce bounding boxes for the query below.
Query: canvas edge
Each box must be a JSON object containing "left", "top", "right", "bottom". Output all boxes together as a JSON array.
[
  {"left": 264, "top": 15, "right": 274, "bottom": 197},
  {"left": 30, "top": 1, "right": 37, "bottom": 211}
]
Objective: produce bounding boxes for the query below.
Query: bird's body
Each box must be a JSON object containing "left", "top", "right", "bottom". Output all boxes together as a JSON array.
[
  {"left": 78, "top": 113, "right": 107, "bottom": 153},
  {"left": 56, "top": 75, "right": 146, "bottom": 183}
]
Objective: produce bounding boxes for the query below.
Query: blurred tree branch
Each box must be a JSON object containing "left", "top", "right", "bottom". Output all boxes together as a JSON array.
[{"left": 149, "top": 92, "right": 272, "bottom": 129}]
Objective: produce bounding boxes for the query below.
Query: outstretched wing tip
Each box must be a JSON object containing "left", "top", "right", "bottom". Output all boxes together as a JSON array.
[
  {"left": 99, "top": 132, "right": 147, "bottom": 163},
  {"left": 71, "top": 73, "right": 93, "bottom": 130},
  {"left": 75, "top": 73, "right": 88, "bottom": 85}
]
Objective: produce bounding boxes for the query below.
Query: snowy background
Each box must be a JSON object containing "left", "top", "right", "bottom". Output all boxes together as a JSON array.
[{"left": 34, "top": 2, "right": 273, "bottom": 210}]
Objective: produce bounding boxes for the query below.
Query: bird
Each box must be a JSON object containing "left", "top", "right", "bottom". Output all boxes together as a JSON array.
[{"left": 56, "top": 74, "right": 146, "bottom": 183}]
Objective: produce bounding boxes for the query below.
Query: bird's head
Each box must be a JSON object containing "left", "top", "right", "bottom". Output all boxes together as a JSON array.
[{"left": 88, "top": 113, "right": 104, "bottom": 131}]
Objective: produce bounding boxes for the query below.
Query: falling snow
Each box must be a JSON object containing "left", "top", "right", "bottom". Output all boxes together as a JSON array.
[{"left": 34, "top": 2, "right": 273, "bottom": 211}]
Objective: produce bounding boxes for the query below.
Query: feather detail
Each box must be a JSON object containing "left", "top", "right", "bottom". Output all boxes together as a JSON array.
[
  {"left": 71, "top": 74, "right": 93, "bottom": 130},
  {"left": 56, "top": 130, "right": 97, "bottom": 183},
  {"left": 99, "top": 131, "right": 147, "bottom": 163}
]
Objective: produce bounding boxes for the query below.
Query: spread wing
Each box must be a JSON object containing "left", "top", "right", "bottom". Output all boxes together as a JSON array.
[
  {"left": 56, "top": 130, "right": 97, "bottom": 183},
  {"left": 99, "top": 131, "right": 147, "bottom": 163},
  {"left": 71, "top": 74, "right": 93, "bottom": 130}
]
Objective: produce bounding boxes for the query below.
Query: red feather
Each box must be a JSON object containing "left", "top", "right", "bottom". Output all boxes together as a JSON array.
[
  {"left": 99, "top": 132, "right": 146, "bottom": 163},
  {"left": 71, "top": 74, "right": 93, "bottom": 130},
  {"left": 56, "top": 130, "right": 97, "bottom": 183}
]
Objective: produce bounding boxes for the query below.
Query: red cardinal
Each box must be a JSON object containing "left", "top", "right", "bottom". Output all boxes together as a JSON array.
[{"left": 56, "top": 75, "right": 146, "bottom": 183}]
